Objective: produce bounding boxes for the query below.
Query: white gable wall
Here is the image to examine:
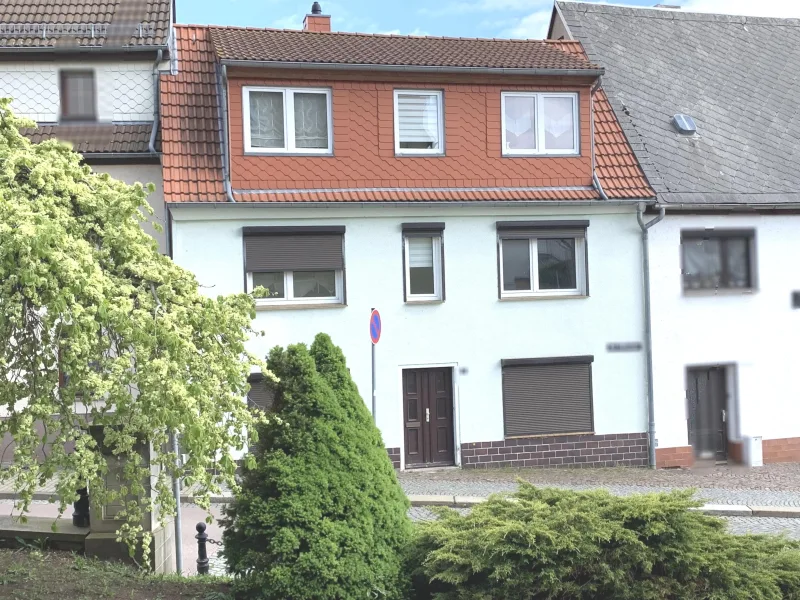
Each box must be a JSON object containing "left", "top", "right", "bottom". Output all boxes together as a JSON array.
[{"left": 0, "top": 60, "right": 156, "bottom": 122}]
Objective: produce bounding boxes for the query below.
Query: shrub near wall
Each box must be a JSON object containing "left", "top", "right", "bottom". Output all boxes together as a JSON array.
[
  {"left": 408, "top": 484, "right": 800, "bottom": 600},
  {"left": 221, "top": 335, "right": 411, "bottom": 600}
]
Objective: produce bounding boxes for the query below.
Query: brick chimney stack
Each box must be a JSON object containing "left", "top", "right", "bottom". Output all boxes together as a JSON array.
[{"left": 303, "top": 2, "right": 331, "bottom": 32}]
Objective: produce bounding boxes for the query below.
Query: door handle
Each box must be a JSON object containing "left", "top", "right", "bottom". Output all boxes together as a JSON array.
[
  {"left": 721, "top": 409, "right": 726, "bottom": 423},
  {"left": 426, "top": 408, "right": 430, "bottom": 423}
]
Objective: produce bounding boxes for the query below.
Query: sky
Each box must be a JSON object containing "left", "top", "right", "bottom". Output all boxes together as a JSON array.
[{"left": 178, "top": 0, "right": 800, "bottom": 38}]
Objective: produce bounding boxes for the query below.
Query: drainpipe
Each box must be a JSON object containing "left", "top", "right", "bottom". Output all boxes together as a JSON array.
[
  {"left": 589, "top": 83, "right": 608, "bottom": 201},
  {"left": 637, "top": 203, "right": 665, "bottom": 468},
  {"left": 148, "top": 49, "right": 163, "bottom": 155},
  {"left": 218, "top": 65, "right": 236, "bottom": 203}
]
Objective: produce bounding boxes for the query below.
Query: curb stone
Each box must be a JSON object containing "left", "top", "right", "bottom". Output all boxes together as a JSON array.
[
  {"left": 5, "top": 492, "right": 800, "bottom": 519},
  {"left": 409, "top": 496, "right": 800, "bottom": 519}
]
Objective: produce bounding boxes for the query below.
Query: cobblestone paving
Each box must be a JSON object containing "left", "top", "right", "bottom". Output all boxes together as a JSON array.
[{"left": 399, "top": 463, "right": 800, "bottom": 506}]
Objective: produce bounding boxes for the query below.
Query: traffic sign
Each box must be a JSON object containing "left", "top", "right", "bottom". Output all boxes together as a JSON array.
[{"left": 369, "top": 309, "right": 382, "bottom": 344}]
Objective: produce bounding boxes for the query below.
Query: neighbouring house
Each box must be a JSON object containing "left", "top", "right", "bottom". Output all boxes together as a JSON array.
[
  {"left": 551, "top": 1, "right": 800, "bottom": 467},
  {"left": 0, "top": 0, "right": 173, "bottom": 253},
  {"left": 161, "top": 4, "right": 656, "bottom": 470}
]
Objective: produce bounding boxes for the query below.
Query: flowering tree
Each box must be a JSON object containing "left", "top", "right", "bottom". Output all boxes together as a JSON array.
[{"left": 0, "top": 99, "right": 266, "bottom": 557}]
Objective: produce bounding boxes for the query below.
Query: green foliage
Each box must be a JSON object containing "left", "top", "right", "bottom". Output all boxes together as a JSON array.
[
  {"left": 221, "top": 333, "right": 412, "bottom": 600},
  {"left": 0, "top": 99, "right": 267, "bottom": 558},
  {"left": 408, "top": 483, "right": 800, "bottom": 600}
]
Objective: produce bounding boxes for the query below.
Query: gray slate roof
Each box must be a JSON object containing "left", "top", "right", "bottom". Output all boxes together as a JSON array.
[{"left": 555, "top": 2, "right": 800, "bottom": 205}]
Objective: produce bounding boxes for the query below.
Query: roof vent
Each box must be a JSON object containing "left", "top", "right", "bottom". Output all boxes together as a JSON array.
[
  {"left": 311, "top": 2, "right": 322, "bottom": 14},
  {"left": 672, "top": 114, "right": 697, "bottom": 135}
]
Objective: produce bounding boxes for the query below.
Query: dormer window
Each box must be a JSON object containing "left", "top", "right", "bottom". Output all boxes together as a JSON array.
[
  {"left": 60, "top": 70, "right": 96, "bottom": 121},
  {"left": 501, "top": 92, "right": 579, "bottom": 156},
  {"left": 243, "top": 86, "right": 332, "bottom": 154},
  {"left": 394, "top": 90, "right": 444, "bottom": 155}
]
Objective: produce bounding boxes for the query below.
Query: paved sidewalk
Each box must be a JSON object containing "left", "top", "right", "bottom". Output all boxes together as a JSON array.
[
  {"left": 399, "top": 463, "right": 800, "bottom": 507},
  {"left": 2, "top": 463, "right": 799, "bottom": 507}
]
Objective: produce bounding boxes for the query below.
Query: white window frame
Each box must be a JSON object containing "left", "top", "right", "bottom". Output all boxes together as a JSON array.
[
  {"left": 393, "top": 89, "right": 445, "bottom": 156},
  {"left": 501, "top": 92, "right": 579, "bottom": 156},
  {"left": 404, "top": 235, "right": 444, "bottom": 302},
  {"left": 243, "top": 86, "right": 333, "bottom": 154},
  {"left": 247, "top": 270, "right": 344, "bottom": 306},
  {"left": 499, "top": 237, "right": 586, "bottom": 298}
]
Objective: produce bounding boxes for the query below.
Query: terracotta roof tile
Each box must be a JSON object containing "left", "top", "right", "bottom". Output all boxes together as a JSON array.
[
  {"left": 0, "top": 0, "right": 171, "bottom": 49},
  {"left": 160, "top": 25, "right": 653, "bottom": 203},
  {"left": 208, "top": 27, "right": 601, "bottom": 71},
  {"left": 231, "top": 188, "right": 599, "bottom": 203},
  {"left": 160, "top": 25, "right": 226, "bottom": 203},
  {"left": 20, "top": 123, "right": 155, "bottom": 154}
]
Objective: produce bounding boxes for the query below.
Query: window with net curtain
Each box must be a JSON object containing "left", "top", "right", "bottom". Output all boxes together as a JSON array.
[
  {"left": 682, "top": 231, "right": 754, "bottom": 291},
  {"left": 395, "top": 90, "right": 443, "bottom": 154},
  {"left": 246, "top": 87, "right": 331, "bottom": 152},
  {"left": 502, "top": 92, "right": 577, "bottom": 155}
]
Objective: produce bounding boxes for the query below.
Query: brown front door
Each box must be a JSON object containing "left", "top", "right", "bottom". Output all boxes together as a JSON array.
[
  {"left": 403, "top": 368, "right": 455, "bottom": 468},
  {"left": 687, "top": 367, "right": 728, "bottom": 461}
]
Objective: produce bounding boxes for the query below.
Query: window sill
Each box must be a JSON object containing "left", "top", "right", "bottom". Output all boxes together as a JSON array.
[
  {"left": 394, "top": 152, "right": 445, "bottom": 158},
  {"left": 244, "top": 150, "right": 334, "bottom": 157},
  {"left": 405, "top": 299, "right": 444, "bottom": 305},
  {"left": 682, "top": 288, "right": 757, "bottom": 297},
  {"left": 502, "top": 152, "right": 581, "bottom": 158},
  {"left": 255, "top": 302, "right": 346, "bottom": 312},
  {"left": 499, "top": 294, "right": 588, "bottom": 302}
]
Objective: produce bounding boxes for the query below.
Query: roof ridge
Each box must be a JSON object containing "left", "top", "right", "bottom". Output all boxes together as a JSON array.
[
  {"left": 558, "top": 1, "right": 800, "bottom": 26},
  {"left": 204, "top": 23, "right": 568, "bottom": 44}
]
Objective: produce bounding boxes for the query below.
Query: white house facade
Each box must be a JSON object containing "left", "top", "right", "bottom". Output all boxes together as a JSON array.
[
  {"left": 171, "top": 203, "right": 650, "bottom": 468},
  {"left": 161, "top": 19, "right": 656, "bottom": 469},
  {"left": 0, "top": 0, "right": 173, "bottom": 252}
]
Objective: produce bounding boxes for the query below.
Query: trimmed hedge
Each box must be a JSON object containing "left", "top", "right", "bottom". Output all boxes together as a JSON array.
[
  {"left": 408, "top": 483, "right": 800, "bottom": 600},
  {"left": 221, "top": 334, "right": 411, "bottom": 600}
]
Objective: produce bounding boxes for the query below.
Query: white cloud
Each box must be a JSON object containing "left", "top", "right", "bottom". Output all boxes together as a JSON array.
[
  {"left": 270, "top": 13, "right": 302, "bottom": 29},
  {"left": 379, "top": 27, "right": 429, "bottom": 36},
  {"left": 506, "top": 8, "right": 553, "bottom": 38},
  {"left": 679, "top": 0, "right": 800, "bottom": 17}
]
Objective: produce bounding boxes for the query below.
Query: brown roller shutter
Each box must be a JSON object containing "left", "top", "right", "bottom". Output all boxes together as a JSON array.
[
  {"left": 244, "top": 232, "right": 344, "bottom": 272},
  {"left": 502, "top": 359, "right": 594, "bottom": 437}
]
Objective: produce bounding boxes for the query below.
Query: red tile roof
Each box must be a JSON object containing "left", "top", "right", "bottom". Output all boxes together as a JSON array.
[
  {"left": 161, "top": 26, "right": 653, "bottom": 204},
  {"left": 208, "top": 27, "right": 601, "bottom": 71},
  {"left": 21, "top": 123, "right": 155, "bottom": 154},
  {"left": 160, "top": 25, "right": 226, "bottom": 202},
  {"left": 232, "top": 188, "right": 599, "bottom": 203},
  {"left": 0, "top": 0, "right": 171, "bottom": 48}
]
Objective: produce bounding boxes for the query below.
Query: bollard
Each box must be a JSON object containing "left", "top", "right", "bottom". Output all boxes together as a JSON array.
[
  {"left": 72, "top": 487, "right": 90, "bottom": 528},
  {"left": 196, "top": 522, "right": 209, "bottom": 575}
]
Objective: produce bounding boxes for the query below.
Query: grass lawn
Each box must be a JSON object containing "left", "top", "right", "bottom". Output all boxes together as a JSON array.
[{"left": 0, "top": 548, "right": 231, "bottom": 600}]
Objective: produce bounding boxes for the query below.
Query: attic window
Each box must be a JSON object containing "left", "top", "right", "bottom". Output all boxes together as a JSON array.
[{"left": 672, "top": 114, "right": 697, "bottom": 135}]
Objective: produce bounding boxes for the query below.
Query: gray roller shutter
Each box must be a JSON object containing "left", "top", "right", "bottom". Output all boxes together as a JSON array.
[
  {"left": 247, "top": 374, "right": 275, "bottom": 412},
  {"left": 497, "top": 220, "right": 588, "bottom": 240},
  {"left": 243, "top": 226, "right": 345, "bottom": 272},
  {"left": 501, "top": 357, "right": 594, "bottom": 437}
]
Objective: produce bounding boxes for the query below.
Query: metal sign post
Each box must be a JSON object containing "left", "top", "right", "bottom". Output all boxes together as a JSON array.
[{"left": 369, "top": 308, "right": 381, "bottom": 423}]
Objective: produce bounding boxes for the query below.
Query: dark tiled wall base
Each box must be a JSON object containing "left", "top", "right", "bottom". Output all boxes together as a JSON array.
[
  {"left": 386, "top": 447, "right": 401, "bottom": 470},
  {"left": 461, "top": 433, "right": 648, "bottom": 468}
]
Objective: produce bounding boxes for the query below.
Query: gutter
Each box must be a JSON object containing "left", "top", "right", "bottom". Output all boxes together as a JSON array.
[
  {"left": 636, "top": 203, "right": 666, "bottom": 469},
  {"left": 219, "top": 59, "right": 603, "bottom": 78},
  {"left": 217, "top": 64, "right": 236, "bottom": 203},
  {"left": 148, "top": 49, "right": 163, "bottom": 155},
  {"left": 0, "top": 45, "right": 169, "bottom": 56},
  {"left": 167, "top": 198, "right": 651, "bottom": 208}
]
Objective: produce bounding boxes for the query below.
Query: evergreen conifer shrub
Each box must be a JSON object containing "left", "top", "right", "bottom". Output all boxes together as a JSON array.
[
  {"left": 221, "top": 335, "right": 411, "bottom": 600},
  {"left": 409, "top": 483, "right": 800, "bottom": 600}
]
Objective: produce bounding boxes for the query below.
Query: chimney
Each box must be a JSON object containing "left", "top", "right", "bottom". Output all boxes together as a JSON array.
[{"left": 303, "top": 2, "right": 331, "bottom": 33}]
